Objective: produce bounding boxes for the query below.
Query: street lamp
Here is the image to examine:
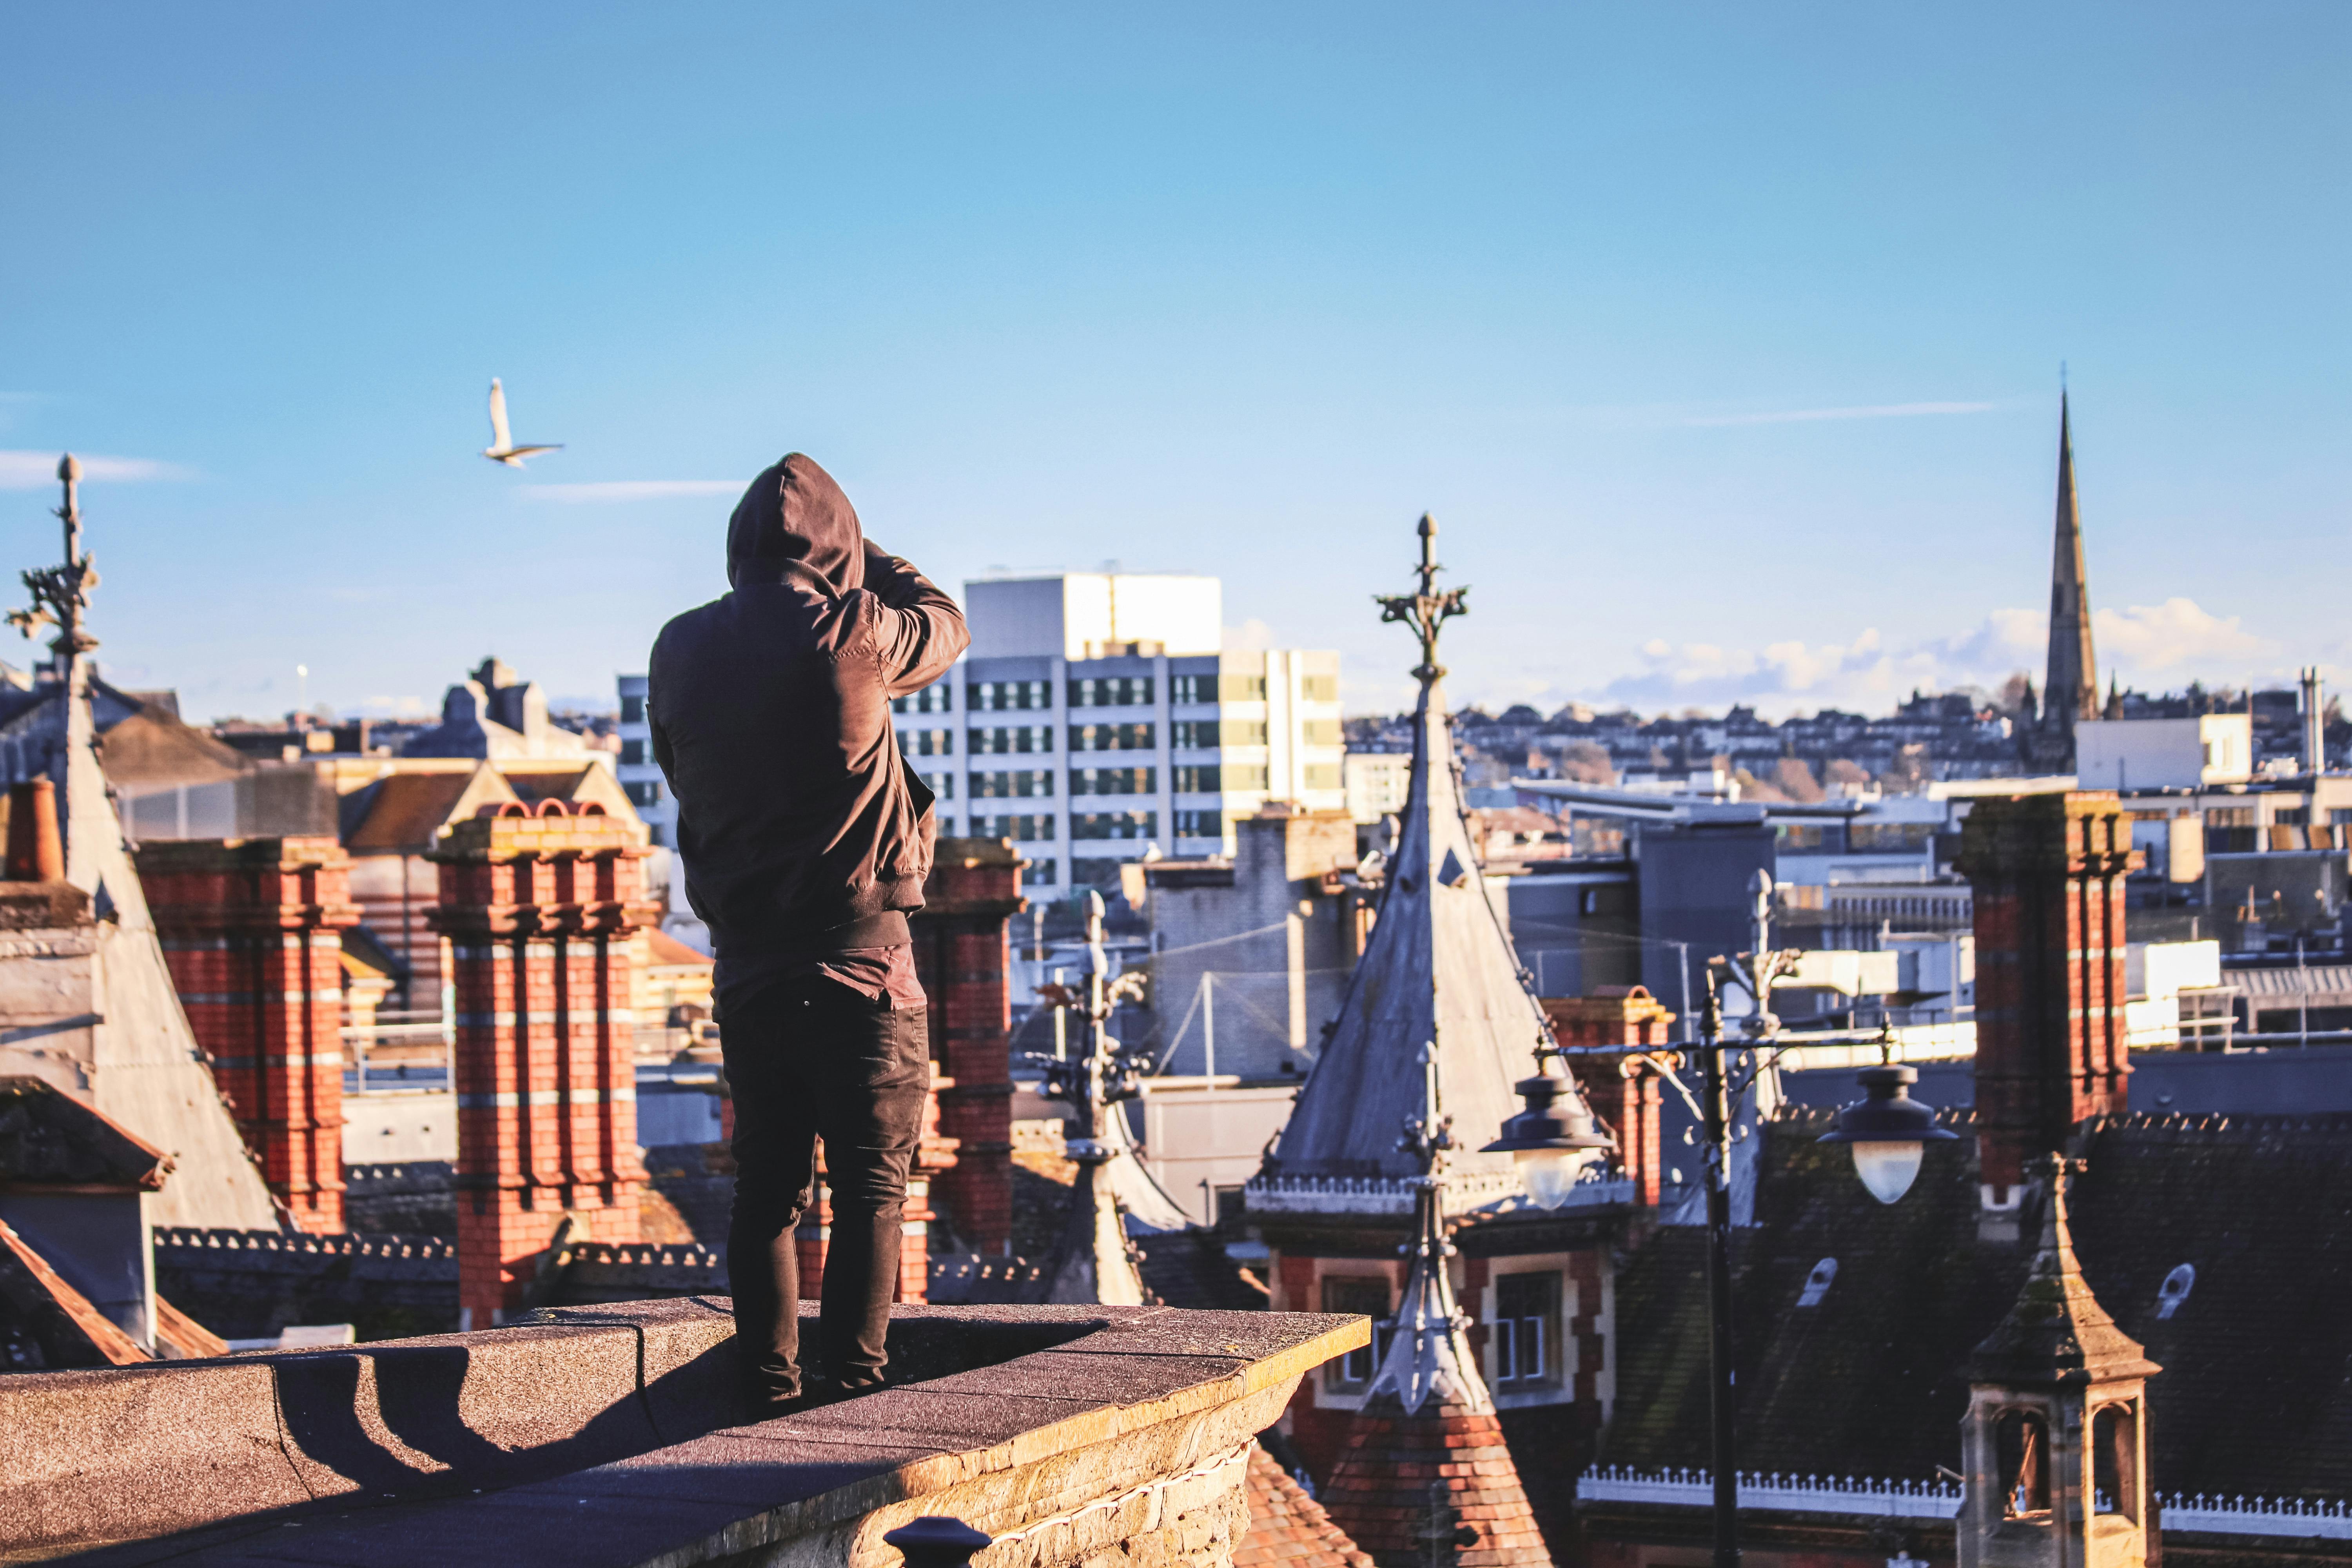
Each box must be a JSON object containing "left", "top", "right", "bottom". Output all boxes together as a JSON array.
[
  {"left": 1481, "top": 1057, "right": 1614, "bottom": 1208},
  {"left": 1817, "top": 1063, "right": 1958, "bottom": 1203},
  {"left": 1489, "top": 867, "right": 1949, "bottom": 1568}
]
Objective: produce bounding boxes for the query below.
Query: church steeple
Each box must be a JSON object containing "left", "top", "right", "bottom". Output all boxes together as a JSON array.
[
  {"left": 2045, "top": 396, "right": 2099, "bottom": 755},
  {"left": 2021, "top": 394, "right": 2100, "bottom": 773}
]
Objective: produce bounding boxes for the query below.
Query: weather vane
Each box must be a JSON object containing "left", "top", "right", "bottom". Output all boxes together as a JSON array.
[
  {"left": 1374, "top": 512, "right": 1468, "bottom": 682},
  {"left": 9, "top": 454, "right": 100, "bottom": 668}
]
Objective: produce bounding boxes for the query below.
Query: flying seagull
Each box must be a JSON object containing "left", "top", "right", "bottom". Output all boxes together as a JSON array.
[{"left": 481, "top": 378, "right": 563, "bottom": 467}]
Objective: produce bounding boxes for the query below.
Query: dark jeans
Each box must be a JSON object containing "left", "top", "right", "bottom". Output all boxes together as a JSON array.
[{"left": 720, "top": 975, "right": 928, "bottom": 1402}]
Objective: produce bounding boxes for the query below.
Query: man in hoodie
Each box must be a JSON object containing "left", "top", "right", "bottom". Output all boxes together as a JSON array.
[{"left": 649, "top": 454, "right": 967, "bottom": 1410}]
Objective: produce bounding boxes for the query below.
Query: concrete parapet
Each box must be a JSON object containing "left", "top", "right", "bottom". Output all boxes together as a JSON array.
[{"left": 0, "top": 1301, "right": 1366, "bottom": 1566}]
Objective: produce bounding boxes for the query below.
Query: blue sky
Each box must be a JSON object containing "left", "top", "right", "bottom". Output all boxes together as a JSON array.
[{"left": 4, "top": 4, "right": 2345, "bottom": 722}]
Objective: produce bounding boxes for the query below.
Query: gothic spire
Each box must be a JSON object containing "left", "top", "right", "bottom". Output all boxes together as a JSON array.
[
  {"left": 2044, "top": 393, "right": 2098, "bottom": 735},
  {"left": 1249, "top": 514, "right": 1601, "bottom": 1217}
]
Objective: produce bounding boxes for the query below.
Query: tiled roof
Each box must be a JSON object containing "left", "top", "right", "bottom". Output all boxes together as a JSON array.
[
  {"left": 645, "top": 927, "right": 713, "bottom": 968},
  {"left": 0, "top": 1217, "right": 149, "bottom": 1370},
  {"left": 0, "top": 1075, "right": 171, "bottom": 1189},
  {"left": 1322, "top": 1404, "right": 1555, "bottom": 1566},
  {"left": 1236, "top": 1440, "right": 1374, "bottom": 1568},
  {"left": 343, "top": 768, "right": 506, "bottom": 853},
  {"left": 1602, "top": 1107, "right": 2352, "bottom": 1505}
]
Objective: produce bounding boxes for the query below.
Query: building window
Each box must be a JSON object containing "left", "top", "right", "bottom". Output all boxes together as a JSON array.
[
  {"left": 977, "top": 814, "right": 1054, "bottom": 842},
  {"left": 968, "top": 680, "right": 1050, "bottom": 712},
  {"left": 1170, "top": 674, "right": 1213, "bottom": 706},
  {"left": 1068, "top": 676, "right": 1154, "bottom": 708},
  {"left": 2275, "top": 807, "right": 2311, "bottom": 826},
  {"left": 1072, "top": 811, "right": 1157, "bottom": 840},
  {"left": 1224, "top": 720, "right": 1269, "bottom": 747},
  {"left": 624, "top": 780, "right": 664, "bottom": 807},
  {"left": 2332, "top": 809, "right": 2352, "bottom": 826},
  {"left": 1070, "top": 856, "right": 1139, "bottom": 888},
  {"left": 1173, "top": 808, "right": 1227, "bottom": 838},
  {"left": 1070, "top": 722, "right": 1155, "bottom": 752},
  {"left": 1304, "top": 764, "right": 1341, "bottom": 790},
  {"left": 1302, "top": 674, "right": 1338, "bottom": 702},
  {"left": 2207, "top": 806, "right": 2256, "bottom": 828},
  {"left": 1492, "top": 1272, "right": 1561, "bottom": 1388},
  {"left": 1071, "top": 767, "right": 1155, "bottom": 796},
  {"left": 1850, "top": 822, "right": 1935, "bottom": 851},
  {"left": 900, "top": 728, "right": 953, "bottom": 757},
  {"left": 1169, "top": 672, "right": 1267, "bottom": 705},
  {"left": 1777, "top": 823, "right": 1826, "bottom": 849},
  {"left": 1226, "top": 764, "right": 1270, "bottom": 791},
  {"left": 1172, "top": 720, "right": 1215, "bottom": 749},
  {"left": 1022, "top": 859, "right": 1057, "bottom": 886},
  {"left": 970, "top": 725, "right": 1054, "bottom": 755},
  {"left": 1323, "top": 1276, "right": 1391, "bottom": 1388},
  {"left": 620, "top": 695, "right": 645, "bottom": 723},
  {"left": 1303, "top": 718, "right": 1343, "bottom": 745},
  {"left": 893, "top": 684, "right": 952, "bottom": 715},
  {"left": 619, "top": 739, "right": 646, "bottom": 766},
  {"left": 970, "top": 770, "right": 1054, "bottom": 799},
  {"left": 1174, "top": 765, "right": 1221, "bottom": 793},
  {"left": 1222, "top": 674, "right": 1268, "bottom": 701},
  {"left": 916, "top": 770, "right": 954, "bottom": 800}
]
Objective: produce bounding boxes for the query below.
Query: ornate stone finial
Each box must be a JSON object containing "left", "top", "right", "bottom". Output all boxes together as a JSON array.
[
  {"left": 1362, "top": 1041, "right": 1491, "bottom": 1418},
  {"left": 1374, "top": 512, "right": 1468, "bottom": 683}
]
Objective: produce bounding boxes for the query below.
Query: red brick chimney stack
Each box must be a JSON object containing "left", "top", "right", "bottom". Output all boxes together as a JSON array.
[
  {"left": 1956, "top": 791, "right": 2140, "bottom": 1205},
  {"left": 430, "top": 800, "right": 655, "bottom": 1326},
  {"left": 6, "top": 779, "right": 65, "bottom": 881},
  {"left": 1539, "top": 986, "right": 1674, "bottom": 1210},
  {"left": 139, "top": 835, "right": 361, "bottom": 1234},
  {"left": 909, "top": 838, "right": 1024, "bottom": 1256}
]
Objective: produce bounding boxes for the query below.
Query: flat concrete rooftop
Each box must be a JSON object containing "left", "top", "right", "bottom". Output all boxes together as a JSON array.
[{"left": 3, "top": 1299, "right": 1366, "bottom": 1567}]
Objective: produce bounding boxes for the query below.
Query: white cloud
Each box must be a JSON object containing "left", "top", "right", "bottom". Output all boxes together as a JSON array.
[
  {"left": 1589, "top": 599, "right": 2276, "bottom": 717},
  {"left": 517, "top": 480, "right": 740, "bottom": 503},
  {"left": 2092, "top": 598, "right": 2278, "bottom": 673},
  {"left": 0, "top": 450, "right": 194, "bottom": 488},
  {"left": 1681, "top": 401, "right": 1997, "bottom": 428}
]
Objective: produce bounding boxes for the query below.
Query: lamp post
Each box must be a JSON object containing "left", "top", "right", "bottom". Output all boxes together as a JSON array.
[{"left": 1487, "top": 869, "right": 1953, "bottom": 1568}]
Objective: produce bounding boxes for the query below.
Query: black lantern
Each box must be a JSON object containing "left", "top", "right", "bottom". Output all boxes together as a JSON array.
[
  {"left": 1817, "top": 1064, "right": 1958, "bottom": 1203},
  {"left": 1481, "top": 1061, "right": 1615, "bottom": 1209}
]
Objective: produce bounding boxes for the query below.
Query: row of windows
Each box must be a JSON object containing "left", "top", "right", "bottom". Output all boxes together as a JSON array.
[
  {"left": 956, "top": 812, "right": 1163, "bottom": 841},
  {"left": 934, "top": 722, "right": 1299, "bottom": 754},
  {"left": 894, "top": 670, "right": 1342, "bottom": 714},
  {"left": 1322, "top": 1271, "right": 1563, "bottom": 1390},
  {"left": 955, "top": 808, "right": 1232, "bottom": 842},
  {"left": 913, "top": 759, "right": 1332, "bottom": 795}
]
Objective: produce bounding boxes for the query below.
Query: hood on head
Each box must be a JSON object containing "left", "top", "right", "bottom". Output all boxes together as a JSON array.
[{"left": 726, "top": 453, "right": 865, "bottom": 594}]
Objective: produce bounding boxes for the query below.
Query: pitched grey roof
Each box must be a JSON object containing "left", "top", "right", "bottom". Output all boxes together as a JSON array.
[{"left": 1251, "top": 668, "right": 1589, "bottom": 1213}]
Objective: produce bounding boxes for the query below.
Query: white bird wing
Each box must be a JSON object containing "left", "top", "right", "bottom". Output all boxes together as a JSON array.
[
  {"left": 506, "top": 444, "right": 563, "bottom": 463},
  {"left": 488, "top": 379, "right": 514, "bottom": 452}
]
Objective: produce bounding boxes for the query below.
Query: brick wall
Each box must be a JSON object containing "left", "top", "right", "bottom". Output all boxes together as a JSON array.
[
  {"left": 429, "top": 801, "right": 656, "bottom": 1325},
  {"left": 1542, "top": 987, "right": 1675, "bottom": 1209},
  {"left": 1958, "top": 792, "right": 2139, "bottom": 1193},
  {"left": 140, "top": 836, "right": 361, "bottom": 1234},
  {"left": 911, "top": 838, "right": 1024, "bottom": 1256}
]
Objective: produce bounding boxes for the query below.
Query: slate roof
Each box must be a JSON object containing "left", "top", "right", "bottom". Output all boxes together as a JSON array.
[
  {"left": 342, "top": 767, "right": 509, "bottom": 854},
  {"left": 1254, "top": 666, "right": 1587, "bottom": 1208},
  {"left": 1601, "top": 1108, "right": 2352, "bottom": 1503}
]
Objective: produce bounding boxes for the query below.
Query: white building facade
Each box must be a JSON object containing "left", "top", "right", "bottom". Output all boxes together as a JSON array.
[{"left": 894, "top": 573, "right": 1345, "bottom": 890}]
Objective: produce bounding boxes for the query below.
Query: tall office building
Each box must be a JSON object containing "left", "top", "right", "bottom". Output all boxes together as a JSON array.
[
  {"left": 614, "top": 673, "right": 674, "bottom": 848},
  {"left": 895, "top": 573, "right": 1345, "bottom": 890}
]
